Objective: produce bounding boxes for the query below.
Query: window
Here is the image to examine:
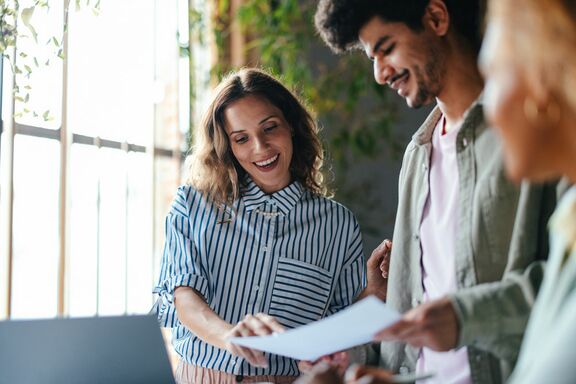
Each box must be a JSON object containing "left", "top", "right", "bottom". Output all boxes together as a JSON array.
[{"left": 0, "top": 0, "right": 192, "bottom": 319}]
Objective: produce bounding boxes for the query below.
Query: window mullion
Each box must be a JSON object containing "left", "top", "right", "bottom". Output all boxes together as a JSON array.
[
  {"left": 0, "top": 51, "right": 17, "bottom": 320},
  {"left": 57, "top": 0, "right": 72, "bottom": 317}
]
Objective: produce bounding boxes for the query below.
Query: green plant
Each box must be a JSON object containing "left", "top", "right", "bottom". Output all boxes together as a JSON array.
[
  {"left": 1, "top": 0, "right": 48, "bottom": 114},
  {"left": 0, "top": 0, "right": 99, "bottom": 119}
]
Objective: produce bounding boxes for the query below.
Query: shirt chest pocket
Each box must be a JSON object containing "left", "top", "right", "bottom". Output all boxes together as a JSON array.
[{"left": 268, "top": 257, "right": 333, "bottom": 328}]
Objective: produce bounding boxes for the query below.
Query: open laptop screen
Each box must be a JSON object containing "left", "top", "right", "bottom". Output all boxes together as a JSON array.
[{"left": 0, "top": 314, "right": 175, "bottom": 384}]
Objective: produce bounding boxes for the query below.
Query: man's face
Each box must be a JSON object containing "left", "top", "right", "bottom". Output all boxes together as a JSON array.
[{"left": 359, "top": 16, "right": 445, "bottom": 108}]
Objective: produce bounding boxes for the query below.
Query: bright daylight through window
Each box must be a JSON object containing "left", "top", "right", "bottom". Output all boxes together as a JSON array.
[{"left": 0, "top": 0, "right": 194, "bottom": 320}]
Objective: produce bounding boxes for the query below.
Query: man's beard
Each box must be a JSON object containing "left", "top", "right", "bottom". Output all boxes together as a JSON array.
[{"left": 410, "top": 45, "right": 445, "bottom": 109}]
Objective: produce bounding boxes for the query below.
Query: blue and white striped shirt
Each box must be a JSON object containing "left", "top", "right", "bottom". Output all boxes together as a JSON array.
[{"left": 153, "top": 178, "right": 365, "bottom": 376}]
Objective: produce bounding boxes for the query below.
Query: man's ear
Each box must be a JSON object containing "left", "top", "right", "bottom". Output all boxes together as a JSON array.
[{"left": 423, "top": 0, "right": 450, "bottom": 37}]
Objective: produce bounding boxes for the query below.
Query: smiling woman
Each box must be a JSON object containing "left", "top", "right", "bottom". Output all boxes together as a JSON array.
[
  {"left": 225, "top": 95, "right": 294, "bottom": 194},
  {"left": 153, "top": 68, "right": 366, "bottom": 384},
  {"left": 187, "top": 68, "right": 327, "bottom": 210}
]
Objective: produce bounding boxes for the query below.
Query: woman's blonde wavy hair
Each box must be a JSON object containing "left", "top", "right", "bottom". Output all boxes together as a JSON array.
[
  {"left": 186, "top": 68, "right": 328, "bottom": 208},
  {"left": 488, "top": 0, "right": 576, "bottom": 112}
]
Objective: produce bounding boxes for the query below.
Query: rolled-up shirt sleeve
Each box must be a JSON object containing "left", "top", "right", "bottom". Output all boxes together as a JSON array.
[{"left": 152, "top": 187, "right": 210, "bottom": 328}]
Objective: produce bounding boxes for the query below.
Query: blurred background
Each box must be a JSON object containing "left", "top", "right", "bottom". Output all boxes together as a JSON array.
[{"left": 0, "top": 0, "right": 431, "bottom": 322}]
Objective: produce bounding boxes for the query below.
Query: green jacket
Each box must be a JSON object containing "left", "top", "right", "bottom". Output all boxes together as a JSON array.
[{"left": 375, "top": 99, "right": 558, "bottom": 383}]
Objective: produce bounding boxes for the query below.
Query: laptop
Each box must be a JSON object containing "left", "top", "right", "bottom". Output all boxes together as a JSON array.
[{"left": 0, "top": 314, "right": 175, "bottom": 384}]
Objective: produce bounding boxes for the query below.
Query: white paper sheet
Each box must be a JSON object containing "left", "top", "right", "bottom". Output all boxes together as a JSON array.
[{"left": 229, "top": 296, "right": 400, "bottom": 361}]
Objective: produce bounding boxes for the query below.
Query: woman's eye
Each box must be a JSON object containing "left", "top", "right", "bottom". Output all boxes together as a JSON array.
[
  {"left": 264, "top": 124, "right": 278, "bottom": 133},
  {"left": 235, "top": 136, "right": 248, "bottom": 144}
]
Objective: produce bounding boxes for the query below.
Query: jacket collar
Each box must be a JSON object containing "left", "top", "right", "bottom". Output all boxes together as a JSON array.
[{"left": 411, "top": 95, "right": 486, "bottom": 146}]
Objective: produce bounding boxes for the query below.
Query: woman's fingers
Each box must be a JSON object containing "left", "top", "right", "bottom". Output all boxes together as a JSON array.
[
  {"left": 255, "top": 313, "right": 286, "bottom": 333},
  {"left": 226, "top": 321, "right": 268, "bottom": 367},
  {"left": 298, "top": 360, "right": 315, "bottom": 374},
  {"left": 225, "top": 313, "right": 286, "bottom": 368},
  {"left": 379, "top": 240, "right": 392, "bottom": 279},
  {"left": 242, "top": 313, "right": 284, "bottom": 336},
  {"left": 228, "top": 343, "right": 268, "bottom": 367},
  {"left": 345, "top": 365, "right": 394, "bottom": 384}
]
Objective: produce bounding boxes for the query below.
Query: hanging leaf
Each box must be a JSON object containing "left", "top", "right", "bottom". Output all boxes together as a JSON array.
[{"left": 21, "top": 7, "right": 39, "bottom": 42}]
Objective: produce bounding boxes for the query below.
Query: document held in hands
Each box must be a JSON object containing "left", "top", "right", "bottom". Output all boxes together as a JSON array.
[{"left": 230, "top": 296, "right": 400, "bottom": 361}]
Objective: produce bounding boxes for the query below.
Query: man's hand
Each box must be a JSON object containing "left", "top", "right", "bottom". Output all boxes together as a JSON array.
[
  {"left": 374, "top": 297, "right": 459, "bottom": 351},
  {"left": 345, "top": 364, "right": 394, "bottom": 384},
  {"left": 359, "top": 239, "right": 392, "bottom": 301}
]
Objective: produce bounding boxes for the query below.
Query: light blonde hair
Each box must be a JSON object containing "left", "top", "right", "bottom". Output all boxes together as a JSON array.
[
  {"left": 186, "top": 68, "right": 328, "bottom": 208},
  {"left": 488, "top": 0, "right": 576, "bottom": 110}
]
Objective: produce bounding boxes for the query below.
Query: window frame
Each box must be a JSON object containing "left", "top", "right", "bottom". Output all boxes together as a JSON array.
[{"left": 0, "top": 0, "right": 187, "bottom": 320}]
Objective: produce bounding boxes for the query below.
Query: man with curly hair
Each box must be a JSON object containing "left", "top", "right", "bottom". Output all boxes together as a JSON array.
[{"left": 305, "top": 1, "right": 559, "bottom": 383}]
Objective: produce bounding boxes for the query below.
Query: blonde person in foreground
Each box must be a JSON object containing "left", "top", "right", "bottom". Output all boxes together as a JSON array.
[
  {"left": 479, "top": 0, "right": 576, "bottom": 382},
  {"left": 153, "top": 68, "right": 366, "bottom": 384}
]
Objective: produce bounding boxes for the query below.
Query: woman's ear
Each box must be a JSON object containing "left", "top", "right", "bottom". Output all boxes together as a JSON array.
[{"left": 423, "top": 0, "right": 450, "bottom": 37}]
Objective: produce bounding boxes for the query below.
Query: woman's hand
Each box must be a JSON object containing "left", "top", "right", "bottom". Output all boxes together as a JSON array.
[
  {"left": 345, "top": 364, "right": 394, "bottom": 384},
  {"left": 298, "top": 351, "right": 349, "bottom": 376},
  {"left": 224, "top": 313, "right": 285, "bottom": 368},
  {"left": 295, "top": 362, "right": 344, "bottom": 384},
  {"left": 358, "top": 239, "right": 392, "bottom": 302},
  {"left": 174, "top": 288, "right": 285, "bottom": 368}
]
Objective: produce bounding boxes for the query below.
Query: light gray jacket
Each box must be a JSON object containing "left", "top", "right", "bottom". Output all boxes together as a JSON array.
[
  {"left": 507, "top": 187, "right": 576, "bottom": 384},
  {"left": 374, "top": 99, "right": 558, "bottom": 384}
]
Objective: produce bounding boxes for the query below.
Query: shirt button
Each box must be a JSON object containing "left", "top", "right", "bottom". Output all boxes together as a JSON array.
[
  {"left": 462, "top": 137, "right": 468, "bottom": 147},
  {"left": 399, "top": 366, "right": 409, "bottom": 375},
  {"left": 235, "top": 375, "right": 244, "bottom": 382},
  {"left": 413, "top": 234, "right": 419, "bottom": 241},
  {"left": 262, "top": 246, "right": 268, "bottom": 252},
  {"left": 254, "top": 286, "right": 259, "bottom": 291},
  {"left": 411, "top": 298, "right": 421, "bottom": 307}
]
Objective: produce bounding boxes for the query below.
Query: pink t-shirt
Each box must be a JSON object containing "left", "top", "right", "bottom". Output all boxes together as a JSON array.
[{"left": 416, "top": 116, "right": 472, "bottom": 384}]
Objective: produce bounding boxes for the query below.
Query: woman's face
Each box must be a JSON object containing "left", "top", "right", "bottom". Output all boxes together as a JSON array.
[
  {"left": 480, "top": 20, "right": 558, "bottom": 183},
  {"left": 224, "top": 95, "right": 293, "bottom": 194}
]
